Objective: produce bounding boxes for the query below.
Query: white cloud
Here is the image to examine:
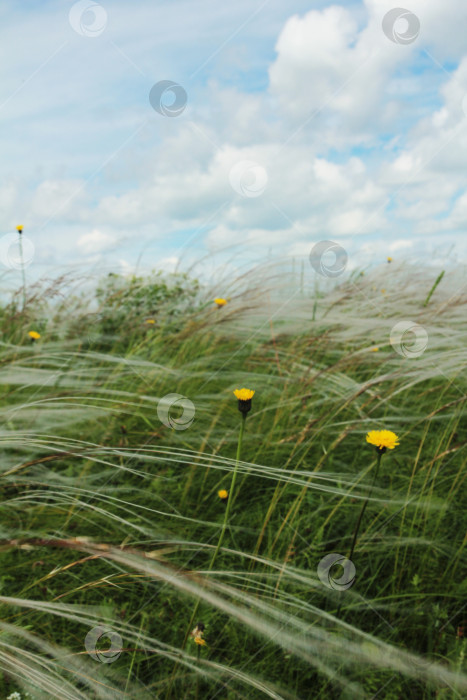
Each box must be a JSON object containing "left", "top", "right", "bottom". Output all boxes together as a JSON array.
[
  {"left": 31, "top": 180, "right": 85, "bottom": 220},
  {"left": 389, "top": 239, "right": 413, "bottom": 252},
  {"left": 77, "top": 229, "right": 116, "bottom": 254},
  {"left": 3, "top": 0, "right": 467, "bottom": 278}
]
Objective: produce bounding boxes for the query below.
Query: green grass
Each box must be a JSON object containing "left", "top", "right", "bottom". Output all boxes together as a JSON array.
[{"left": 0, "top": 262, "right": 466, "bottom": 699}]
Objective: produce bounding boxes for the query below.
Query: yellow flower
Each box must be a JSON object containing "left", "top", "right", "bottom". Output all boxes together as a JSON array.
[
  {"left": 214, "top": 298, "right": 227, "bottom": 307},
  {"left": 233, "top": 388, "right": 255, "bottom": 401},
  {"left": 370, "top": 347, "right": 379, "bottom": 352},
  {"left": 28, "top": 331, "right": 41, "bottom": 341},
  {"left": 218, "top": 489, "right": 228, "bottom": 500},
  {"left": 366, "top": 430, "right": 399, "bottom": 453},
  {"left": 387, "top": 257, "right": 393, "bottom": 263},
  {"left": 381, "top": 289, "right": 386, "bottom": 294},
  {"left": 16, "top": 225, "right": 23, "bottom": 233},
  {"left": 234, "top": 388, "right": 255, "bottom": 416},
  {"left": 190, "top": 623, "right": 206, "bottom": 646},
  {"left": 145, "top": 319, "right": 155, "bottom": 324}
]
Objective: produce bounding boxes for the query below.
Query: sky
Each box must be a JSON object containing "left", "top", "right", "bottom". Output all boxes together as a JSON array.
[{"left": 2, "top": 0, "right": 467, "bottom": 282}]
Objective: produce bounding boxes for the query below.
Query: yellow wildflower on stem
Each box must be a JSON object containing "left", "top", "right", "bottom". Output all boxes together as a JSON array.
[
  {"left": 28, "top": 330, "right": 40, "bottom": 342},
  {"left": 16, "top": 225, "right": 27, "bottom": 310},
  {"left": 348, "top": 430, "right": 400, "bottom": 564},
  {"left": 208, "top": 390, "right": 253, "bottom": 562},
  {"left": 190, "top": 622, "right": 206, "bottom": 700},
  {"left": 179, "top": 388, "right": 254, "bottom": 675},
  {"left": 218, "top": 489, "right": 228, "bottom": 501},
  {"left": 190, "top": 622, "right": 206, "bottom": 646},
  {"left": 234, "top": 387, "right": 254, "bottom": 415},
  {"left": 214, "top": 297, "right": 227, "bottom": 307}
]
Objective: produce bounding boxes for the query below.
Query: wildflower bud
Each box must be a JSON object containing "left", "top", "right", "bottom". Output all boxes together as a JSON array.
[{"left": 238, "top": 398, "right": 251, "bottom": 414}]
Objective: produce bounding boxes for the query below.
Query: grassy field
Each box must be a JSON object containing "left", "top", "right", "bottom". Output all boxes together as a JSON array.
[{"left": 0, "top": 261, "right": 466, "bottom": 699}]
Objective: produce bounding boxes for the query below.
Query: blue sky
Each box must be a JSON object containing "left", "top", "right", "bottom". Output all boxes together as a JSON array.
[{"left": 2, "top": 0, "right": 467, "bottom": 282}]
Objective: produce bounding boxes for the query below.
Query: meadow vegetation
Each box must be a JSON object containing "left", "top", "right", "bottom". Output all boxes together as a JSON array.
[{"left": 0, "top": 261, "right": 466, "bottom": 699}]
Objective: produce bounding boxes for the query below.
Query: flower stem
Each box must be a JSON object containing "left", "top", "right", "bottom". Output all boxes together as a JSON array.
[
  {"left": 195, "top": 644, "right": 200, "bottom": 700},
  {"left": 336, "top": 451, "right": 383, "bottom": 619},
  {"left": 348, "top": 451, "right": 382, "bottom": 563},
  {"left": 166, "top": 413, "right": 246, "bottom": 700},
  {"left": 187, "top": 413, "right": 245, "bottom": 622},
  {"left": 18, "top": 232, "right": 27, "bottom": 311},
  {"left": 210, "top": 412, "right": 245, "bottom": 562}
]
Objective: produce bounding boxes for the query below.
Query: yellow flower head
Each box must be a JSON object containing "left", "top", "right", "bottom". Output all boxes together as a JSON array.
[
  {"left": 387, "top": 257, "right": 393, "bottom": 263},
  {"left": 28, "top": 330, "right": 41, "bottom": 341},
  {"left": 16, "top": 225, "right": 23, "bottom": 233},
  {"left": 218, "top": 489, "right": 228, "bottom": 500},
  {"left": 370, "top": 347, "right": 379, "bottom": 352},
  {"left": 214, "top": 298, "right": 227, "bottom": 307},
  {"left": 191, "top": 622, "right": 206, "bottom": 646},
  {"left": 233, "top": 388, "right": 255, "bottom": 401},
  {"left": 234, "top": 388, "right": 255, "bottom": 416},
  {"left": 366, "top": 430, "right": 399, "bottom": 453},
  {"left": 145, "top": 319, "right": 155, "bottom": 324}
]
